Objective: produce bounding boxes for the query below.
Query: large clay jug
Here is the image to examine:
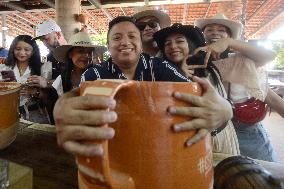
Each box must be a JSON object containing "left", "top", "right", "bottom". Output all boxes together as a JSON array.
[
  {"left": 0, "top": 82, "right": 21, "bottom": 149},
  {"left": 77, "top": 80, "right": 213, "bottom": 189}
]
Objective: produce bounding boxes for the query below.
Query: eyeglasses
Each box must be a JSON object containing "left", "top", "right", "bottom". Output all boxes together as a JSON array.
[{"left": 136, "top": 20, "right": 159, "bottom": 31}]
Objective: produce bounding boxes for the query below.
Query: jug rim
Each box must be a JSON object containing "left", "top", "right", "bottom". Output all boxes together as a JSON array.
[{"left": 0, "top": 82, "right": 22, "bottom": 95}]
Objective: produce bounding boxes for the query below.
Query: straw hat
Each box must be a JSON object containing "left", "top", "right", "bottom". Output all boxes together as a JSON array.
[
  {"left": 154, "top": 23, "right": 206, "bottom": 51},
  {"left": 133, "top": 9, "right": 171, "bottom": 29},
  {"left": 194, "top": 13, "right": 243, "bottom": 39},
  {"left": 53, "top": 32, "right": 104, "bottom": 63},
  {"left": 34, "top": 19, "right": 61, "bottom": 40}
]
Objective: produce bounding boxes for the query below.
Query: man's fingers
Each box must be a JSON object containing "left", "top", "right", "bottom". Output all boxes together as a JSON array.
[
  {"left": 62, "top": 141, "right": 103, "bottom": 157},
  {"left": 169, "top": 106, "right": 209, "bottom": 119},
  {"left": 171, "top": 92, "right": 207, "bottom": 107},
  {"left": 57, "top": 125, "right": 115, "bottom": 143},
  {"left": 172, "top": 118, "right": 207, "bottom": 132},
  {"left": 185, "top": 129, "right": 209, "bottom": 147},
  {"left": 56, "top": 109, "right": 117, "bottom": 125},
  {"left": 66, "top": 95, "right": 116, "bottom": 110}
]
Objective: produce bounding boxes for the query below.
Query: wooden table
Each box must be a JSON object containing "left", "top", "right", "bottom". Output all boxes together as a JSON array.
[
  {"left": 6, "top": 160, "right": 33, "bottom": 189},
  {"left": 0, "top": 123, "right": 77, "bottom": 189}
]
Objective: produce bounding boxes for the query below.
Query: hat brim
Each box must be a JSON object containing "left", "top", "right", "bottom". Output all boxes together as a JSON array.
[
  {"left": 133, "top": 10, "right": 171, "bottom": 29},
  {"left": 53, "top": 44, "right": 102, "bottom": 63},
  {"left": 194, "top": 18, "right": 243, "bottom": 39},
  {"left": 153, "top": 24, "right": 206, "bottom": 52},
  {"left": 32, "top": 35, "right": 44, "bottom": 40}
]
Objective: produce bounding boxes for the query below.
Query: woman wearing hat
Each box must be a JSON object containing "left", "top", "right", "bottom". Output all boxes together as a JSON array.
[
  {"left": 195, "top": 14, "right": 284, "bottom": 161},
  {"left": 52, "top": 32, "right": 100, "bottom": 96},
  {"left": 154, "top": 23, "right": 240, "bottom": 155}
]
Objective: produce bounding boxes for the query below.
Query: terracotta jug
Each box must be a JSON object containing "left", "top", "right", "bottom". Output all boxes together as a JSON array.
[
  {"left": 0, "top": 82, "right": 21, "bottom": 149},
  {"left": 77, "top": 80, "right": 213, "bottom": 189}
]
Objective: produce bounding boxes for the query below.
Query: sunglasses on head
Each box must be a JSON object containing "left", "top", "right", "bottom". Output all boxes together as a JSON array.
[{"left": 136, "top": 20, "right": 159, "bottom": 31}]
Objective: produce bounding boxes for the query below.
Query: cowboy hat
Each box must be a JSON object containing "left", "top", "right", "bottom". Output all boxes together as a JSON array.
[
  {"left": 153, "top": 23, "right": 206, "bottom": 51},
  {"left": 53, "top": 32, "right": 105, "bottom": 63},
  {"left": 194, "top": 13, "right": 243, "bottom": 39},
  {"left": 133, "top": 9, "right": 171, "bottom": 29},
  {"left": 34, "top": 19, "right": 61, "bottom": 40}
]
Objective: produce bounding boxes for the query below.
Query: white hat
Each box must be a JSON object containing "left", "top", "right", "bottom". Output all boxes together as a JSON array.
[
  {"left": 133, "top": 9, "right": 171, "bottom": 29},
  {"left": 194, "top": 13, "right": 243, "bottom": 39},
  {"left": 53, "top": 32, "right": 105, "bottom": 63},
  {"left": 34, "top": 19, "right": 61, "bottom": 39}
]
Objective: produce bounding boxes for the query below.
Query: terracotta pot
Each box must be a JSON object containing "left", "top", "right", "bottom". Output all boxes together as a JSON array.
[
  {"left": 0, "top": 82, "right": 21, "bottom": 149},
  {"left": 77, "top": 80, "right": 213, "bottom": 189}
]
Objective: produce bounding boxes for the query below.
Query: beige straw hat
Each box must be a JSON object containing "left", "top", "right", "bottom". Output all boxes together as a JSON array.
[
  {"left": 194, "top": 13, "right": 243, "bottom": 39},
  {"left": 133, "top": 9, "right": 171, "bottom": 29},
  {"left": 53, "top": 32, "right": 105, "bottom": 63}
]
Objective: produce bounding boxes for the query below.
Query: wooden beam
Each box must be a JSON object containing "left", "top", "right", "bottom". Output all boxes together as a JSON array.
[
  {"left": 11, "top": 13, "right": 37, "bottom": 26},
  {"left": 204, "top": 2, "right": 212, "bottom": 18},
  {"left": 249, "top": 8, "right": 284, "bottom": 39},
  {"left": 246, "top": 0, "right": 268, "bottom": 22},
  {"left": 6, "top": 15, "right": 33, "bottom": 30},
  {"left": 120, "top": 6, "right": 127, "bottom": 16},
  {"left": 41, "top": 0, "right": 55, "bottom": 9},
  {"left": 182, "top": 3, "right": 189, "bottom": 25},
  {"left": 82, "top": 9, "right": 99, "bottom": 34},
  {"left": 0, "top": 2, "right": 26, "bottom": 13},
  {"left": 88, "top": 0, "right": 113, "bottom": 20}
]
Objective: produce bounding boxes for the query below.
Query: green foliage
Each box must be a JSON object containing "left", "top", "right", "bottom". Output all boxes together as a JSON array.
[
  {"left": 272, "top": 40, "right": 284, "bottom": 69},
  {"left": 90, "top": 33, "right": 107, "bottom": 46},
  {"left": 90, "top": 33, "right": 110, "bottom": 61}
]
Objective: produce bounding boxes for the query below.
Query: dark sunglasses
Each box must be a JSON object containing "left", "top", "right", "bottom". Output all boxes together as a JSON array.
[{"left": 136, "top": 20, "right": 159, "bottom": 31}]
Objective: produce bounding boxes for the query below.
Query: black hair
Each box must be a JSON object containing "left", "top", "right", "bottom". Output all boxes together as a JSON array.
[
  {"left": 5, "top": 35, "right": 41, "bottom": 76},
  {"left": 161, "top": 31, "right": 224, "bottom": 96},
  {"left": 61, "top": 51, "right": 74, "bottom": 93},
  {"left": 107, "top": 16, "right": 139, "bottom": 44},
  {"left": 61, "top": 47, "right": 92, "bottom": 93}
]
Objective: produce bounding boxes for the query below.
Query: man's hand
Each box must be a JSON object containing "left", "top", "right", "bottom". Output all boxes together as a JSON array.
[
  {"left": 169, "top": 76, "right": 233, "bottom": 146},
  {"left": 54, "top": 88, "right": 117, "bottom": 157}
]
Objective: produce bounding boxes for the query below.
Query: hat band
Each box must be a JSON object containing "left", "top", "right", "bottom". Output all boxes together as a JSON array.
[{"left": 73, "top": 41, "right": 92, "bottom": 45}]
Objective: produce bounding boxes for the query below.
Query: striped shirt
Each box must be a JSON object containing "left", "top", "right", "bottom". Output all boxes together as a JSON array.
[{"left": 81, "top": 53, "right": 190, "bottom": 83}]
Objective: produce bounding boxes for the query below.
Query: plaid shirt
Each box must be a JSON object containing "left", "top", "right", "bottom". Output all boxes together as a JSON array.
[{"left": 81, "top": 53, "right": 190, "bottom": 83}]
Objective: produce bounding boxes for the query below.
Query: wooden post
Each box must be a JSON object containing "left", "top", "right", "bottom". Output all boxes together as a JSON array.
[
  {"left": 1, "top": 14, "right": 7, "bottom": 48},
  {"left": 55, "top": 0, "right": 81, "bottom": 41}
]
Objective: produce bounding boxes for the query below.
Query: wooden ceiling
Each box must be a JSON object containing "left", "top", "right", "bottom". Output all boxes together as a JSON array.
[{"left": 0, "top": 0, "right": 284, "bottom": 40}]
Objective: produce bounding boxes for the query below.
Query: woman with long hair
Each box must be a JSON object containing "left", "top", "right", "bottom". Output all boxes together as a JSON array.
[
  {"left": 52, "top": 32, "right": 99, "bottom": 96},
  {"left": 0, "top": 35, "right": 51, "bottom": 123}
]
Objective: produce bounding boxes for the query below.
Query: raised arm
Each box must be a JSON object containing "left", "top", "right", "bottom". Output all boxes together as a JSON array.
[
  {"left": 265, "top": 88, "right": 284, "bottom": 118},
  {"left": 194, "top": 38, "right": 276, "bottom": 67}
]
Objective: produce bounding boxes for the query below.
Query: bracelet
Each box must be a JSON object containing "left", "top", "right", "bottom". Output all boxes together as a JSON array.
[{"left": 211, "top": 122, "right": 227, "bottom": 137}]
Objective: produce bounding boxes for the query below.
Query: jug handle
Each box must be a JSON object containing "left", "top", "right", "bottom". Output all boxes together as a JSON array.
[{"left": 79, "top": 79, "right": 135, "bottom": 189}]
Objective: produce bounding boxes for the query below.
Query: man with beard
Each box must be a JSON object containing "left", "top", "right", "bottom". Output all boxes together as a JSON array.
[
  {"left": 133, "top": 10, "right": 170, "bottom": 57},
  {"left": 33, "top": 19, "right": 67, "bottom": 124}
]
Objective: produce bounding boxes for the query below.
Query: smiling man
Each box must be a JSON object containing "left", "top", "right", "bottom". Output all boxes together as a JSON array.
[
  {"left": 133, "top": 10, "right": 171, "bottom": 57},
  {"left": 53, "top": 16, "right": 234, "bottom": 158}
]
